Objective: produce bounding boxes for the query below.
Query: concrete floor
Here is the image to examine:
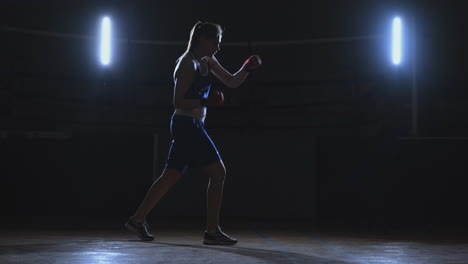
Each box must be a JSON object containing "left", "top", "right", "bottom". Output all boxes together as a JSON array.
[{"left": 1, "top": 223, "right": 468, "bottom": 264}]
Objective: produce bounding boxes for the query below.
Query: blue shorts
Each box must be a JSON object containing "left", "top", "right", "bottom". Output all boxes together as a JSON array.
[{"left": 165, "top": 114, "right": 222, "bottom": 174}]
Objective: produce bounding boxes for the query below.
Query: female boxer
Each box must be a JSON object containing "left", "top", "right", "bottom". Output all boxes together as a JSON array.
[{"left": 125, "top": 21, "right": 261, "bottom": 245}]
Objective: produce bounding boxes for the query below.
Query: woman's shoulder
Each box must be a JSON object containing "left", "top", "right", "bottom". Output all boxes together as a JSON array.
[
  {"left": 174, "top": 53, "right": 197, "bottom": 78},
  {"left": 176, "top": 53, "right": 197, "bottom": 69}
]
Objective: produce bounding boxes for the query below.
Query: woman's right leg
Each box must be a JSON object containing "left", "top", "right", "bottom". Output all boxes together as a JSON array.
[{"left": 132, "top": 167, "right": 182, "bottom": 222}]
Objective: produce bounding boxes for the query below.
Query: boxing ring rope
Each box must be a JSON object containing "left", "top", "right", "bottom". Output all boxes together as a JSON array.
[{"left": 1, "top": 26, "right": 381, "bottom": 45}]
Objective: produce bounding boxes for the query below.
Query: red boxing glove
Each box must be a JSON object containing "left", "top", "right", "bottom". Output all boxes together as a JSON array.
[
  {"left": 242, "top": 55, "right": 262, "bottom": 72},
  {"left": 205, "top": 89, "right": 224, "bottom": 107}
]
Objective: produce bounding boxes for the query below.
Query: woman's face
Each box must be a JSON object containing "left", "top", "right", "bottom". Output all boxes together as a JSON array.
[{"left": 201, "top": 35, "right": 221, "bottom": 56}]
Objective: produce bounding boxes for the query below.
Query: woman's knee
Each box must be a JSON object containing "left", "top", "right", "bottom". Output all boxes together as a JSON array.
[
  {"left": 211, "top": 169, "right": 226, "bottom": 183},
  {"left": 205, "top": 161, "right": 226, "bottom": 182}
]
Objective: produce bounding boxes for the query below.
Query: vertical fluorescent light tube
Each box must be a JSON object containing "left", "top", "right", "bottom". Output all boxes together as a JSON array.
[
  {"left": 100, "top": 17, "right": 111, "bottom": 66},
  {"left": 392, "top": 17, "right": 402, "bottom": 65}
]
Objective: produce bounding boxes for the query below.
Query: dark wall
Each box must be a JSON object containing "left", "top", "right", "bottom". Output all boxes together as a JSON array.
[
  {"left": 317, "top": 136, "right": 468, "bottom": 231},
  {"left": 0, "top": 133, "right": 154, "bottom": 224}
]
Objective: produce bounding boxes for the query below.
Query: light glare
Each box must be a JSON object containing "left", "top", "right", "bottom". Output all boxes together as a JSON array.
[
  {"left": 100, "top": 17, "right": 111, "bottom": 66},
  {"left": 392, "top": 17, "right": 402, "bottom": 65}
]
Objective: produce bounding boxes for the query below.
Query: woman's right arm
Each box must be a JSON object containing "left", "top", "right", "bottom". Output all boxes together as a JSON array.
[
  {"left": 173, "top": 57, "right": 205, "bottom": 109},
  {"left": 202, "top": 56, "right": 249, "bottom": 88},
  {"left": 202, "top": 55, "right": 261, "bottom": 88}
]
